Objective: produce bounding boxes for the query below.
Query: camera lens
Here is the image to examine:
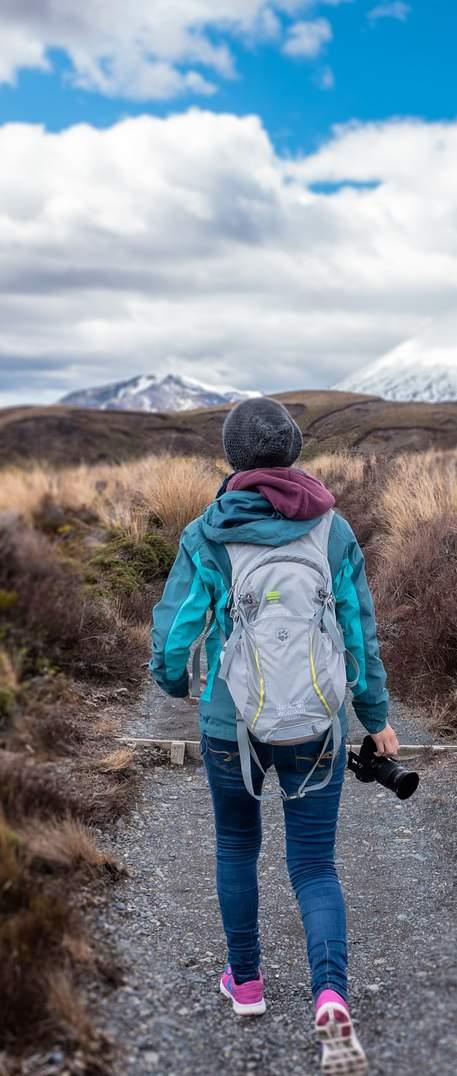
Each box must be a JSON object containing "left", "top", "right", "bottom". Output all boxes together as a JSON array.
[
  {"left": 394, "top": 769, "right": 420, "bottom": 801},
  {"left": 372, "top": 757, "right": 420, "bottom": 801}
]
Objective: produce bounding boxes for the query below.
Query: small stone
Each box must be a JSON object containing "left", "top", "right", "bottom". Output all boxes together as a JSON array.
[
  {"left": 142, "top": 1050, "right": 160, "bottom": 1066},
  {"left": 46, "top": 1049, "right": 65, "bottom": 1065}
]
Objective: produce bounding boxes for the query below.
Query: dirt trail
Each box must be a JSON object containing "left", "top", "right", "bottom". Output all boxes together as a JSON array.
[{"left": 95, "top": 686, "right": 457, "bottom": 1076}]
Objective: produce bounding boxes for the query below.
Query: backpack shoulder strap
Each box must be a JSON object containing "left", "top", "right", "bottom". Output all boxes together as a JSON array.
[
  {"left": 311, "top": 508, "right": 335, "bottom": 556},
  {"left": 190, "top": 611, "right": 226, "bottom": 699},
  {"left": 236, "top": 712, "right": 343, "bottom": 802}
]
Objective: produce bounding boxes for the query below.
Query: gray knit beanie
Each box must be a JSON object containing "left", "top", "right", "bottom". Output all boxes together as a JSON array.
[{"left": 222, "top": 397, "right": 303, "bottom": 471}]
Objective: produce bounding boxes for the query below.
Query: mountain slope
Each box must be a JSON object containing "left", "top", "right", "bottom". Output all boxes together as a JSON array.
[
  {"left": 60, "top": 373, "right": 259, "bottom": 412},
  {"left": 334, "top": 318, "right": 457, "bottom": 402},
  {"left": 3, "top": 390, "right": 457, "bottom": 468}
]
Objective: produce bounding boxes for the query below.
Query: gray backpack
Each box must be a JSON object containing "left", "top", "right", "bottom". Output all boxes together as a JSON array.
[{"left": 217, "top": 511, "right": 359, "bottom": 801}]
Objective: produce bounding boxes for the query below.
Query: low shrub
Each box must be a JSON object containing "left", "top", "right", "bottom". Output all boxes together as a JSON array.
[
  {"left": 86, "top": 530, "right": 175, "bottom": 597},
  {"left": 0, "top": 751, "right": 132, "bottom": 826},
  {"left": 374, "top": 514, "right": 457, "bottom": 709},
  {"left": 0, "top": 813, "right": 117, "bottom": 1058},
  {"left": 0, "top": 523, "right": 148, "bottom": 684}
]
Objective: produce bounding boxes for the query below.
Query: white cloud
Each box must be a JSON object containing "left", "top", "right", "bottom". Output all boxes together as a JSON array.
[
  {"left": 278, "top": 1, "right": 352, "bottom": 9},
  {"left": 316, "top": 65, "right": 335, "bottom": 89},
  {"left": 0, "top": 1, "right": 353, "bottom": 100},
  {"left": 1, "top": 112, "right": 457, "bottom": 406},
  {"left": 283, "top": 18, "right": 332, "bottom": 57},
  {"left": 0, "top": 1, "right": 241, "bottom": 99},
  {"left": 256, "top": 8, "right": 283, "bottom": 39},
  {"left": 368, "top": 3, "right": 411, "bottom": 22},
  {"left": 0, "top": 26, "right": 50, "bottom": 84}
]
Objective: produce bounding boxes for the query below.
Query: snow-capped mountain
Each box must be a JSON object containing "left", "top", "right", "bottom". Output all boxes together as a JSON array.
[
  {"left": 334, "top": 318, "right": 457, "bottom": 402},
  {"left": 60, "top": 373, "right": 260, "bottom": 412}
]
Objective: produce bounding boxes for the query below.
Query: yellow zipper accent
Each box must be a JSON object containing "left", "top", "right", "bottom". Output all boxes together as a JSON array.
[
  {"left": 309, "top": 632, "right": 332, "bottom": 718},
  {"left": 252, "top": 649, "right": 265, "bottom": 726}
]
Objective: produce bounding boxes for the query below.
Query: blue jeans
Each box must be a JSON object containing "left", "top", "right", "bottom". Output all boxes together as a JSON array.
[{"left": 201, "top": 732, "right": 347, "bottom": 1000}]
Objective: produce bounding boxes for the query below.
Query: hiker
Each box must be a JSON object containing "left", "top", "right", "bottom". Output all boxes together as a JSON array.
[{"left": 151, "top": 398, "right": 399, "bottom": 1075}]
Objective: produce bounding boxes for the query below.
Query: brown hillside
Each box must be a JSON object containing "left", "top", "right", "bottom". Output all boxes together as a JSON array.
[{"left": 2, "top": 391, "right": 457, "bottom": 467}]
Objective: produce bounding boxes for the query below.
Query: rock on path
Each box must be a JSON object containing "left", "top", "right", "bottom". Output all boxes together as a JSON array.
[{"left": 96, "top": 686, "right": 457, "bottom": 1076}]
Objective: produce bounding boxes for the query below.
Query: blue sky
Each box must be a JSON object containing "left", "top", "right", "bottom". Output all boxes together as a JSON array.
[
  {"left": 0, "top": 0, "right": 456, "bottom": 405},
  {"left": 1, "top": 1, "right": 455, "bottom": 152}
]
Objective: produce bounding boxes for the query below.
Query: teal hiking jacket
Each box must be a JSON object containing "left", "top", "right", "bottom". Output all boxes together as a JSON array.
[{"left": 151, "top": 492, "right": 389, "bottom": 741}]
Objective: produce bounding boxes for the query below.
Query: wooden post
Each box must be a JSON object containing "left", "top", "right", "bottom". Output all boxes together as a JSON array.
[{"left": 170, "top": 741, "right": 186, "bottom": 766}]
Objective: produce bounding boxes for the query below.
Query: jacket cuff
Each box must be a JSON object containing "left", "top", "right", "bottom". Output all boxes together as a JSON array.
[
  {"left": 353, "top": 699, "right": 388, "bottom": 735},
  {"left": 154, "top": 669, "right": 189, "bottom": 698}
]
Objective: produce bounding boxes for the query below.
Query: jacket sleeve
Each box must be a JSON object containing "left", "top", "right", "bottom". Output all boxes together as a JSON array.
[
  {"left": 332, "top": 525, "right": 389, "bottom": 734},
  {"left": 150, "top": 539, "right": 211, "bottom": 698}
]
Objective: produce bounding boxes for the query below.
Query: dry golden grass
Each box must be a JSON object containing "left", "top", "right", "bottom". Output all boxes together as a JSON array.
[
  {"left": 1, "top": 454, "right": 223, "bottom": 540},
  {"left": 0, "top": 466, "right": 145, "bottom": 1068},
  {"left": 63, "top": 932, "right": 96, "bottom": 967},
  {"left": 22, "top": 817, "right": 120, "bottom": 874},
  {"left": 94, "top": 454, "right": 221, "bottom": 537},
  {"left": 380, "top": 451, "right": 457, "bottom": 538},
  {"left": 46, "top": 969, "right": 96, "bottom": 1048},
  {"left": 97, "top": 747, "right": 136, "bottom": 774},
  {"left": 428, "top": 689, "right": 457, "bottom": 739},
  {"left": 305, "top": 451, "right": 366, "bottom": 496},
  {"left": 0, "top": 463, "right": 99, "bottom": 522},
  {"left": 0, "top": 648, "right": 22, "bottom": 697}
]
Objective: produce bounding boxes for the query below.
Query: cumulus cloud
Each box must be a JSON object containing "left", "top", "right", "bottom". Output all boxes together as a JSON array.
[
  {"left": 368, "top": 3, "right": 411, "bottom": 22},
  {"left": 0, "top": 0, "right": 350, "bottom": 100},
  {"left": 1, "top": 112, "right": 457, "bottom": 406},
  {"left": 283, "top": 18, "right": 332, "bottom": 57}
]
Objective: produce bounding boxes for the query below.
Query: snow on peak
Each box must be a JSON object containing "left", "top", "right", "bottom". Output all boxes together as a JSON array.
[
  {"left": 334, "top": 316, "right": 457, "bottom": 402},
  {"left": 60, "top": 372, "right": 260, "bottom": 413}
]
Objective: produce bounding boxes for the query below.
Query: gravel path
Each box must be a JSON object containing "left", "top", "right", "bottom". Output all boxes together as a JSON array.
[{"left": 96, "top": 686, "right": 457, "bottom": 1076}]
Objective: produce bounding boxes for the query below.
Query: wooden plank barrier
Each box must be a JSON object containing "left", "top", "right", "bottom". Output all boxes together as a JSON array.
[{"left": 117, "top": 737, "right": 457, "bottom": 766}]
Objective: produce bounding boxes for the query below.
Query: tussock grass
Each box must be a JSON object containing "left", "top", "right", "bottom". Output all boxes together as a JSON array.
[
  {"left": 306, "top": 451, "right": 366, "bottom": 497},
  {"left": 97, "top": 747, "right": 136, "bottom": 774},
  {"left": 0, "top": 648, "right": 22, "bottom": 718},
  {"left": 0, "top": 752, "right": 133, "bottom": 827},
  {"left": 0, "top": 522, "right": 149, "bottom": 684},
  {"left": 22, "top": 817, "right": 121, "bottom": 875},
  {"left": 0, "top": 467, "right": 147, "bottom": 1067},
  {"left": 380, "top": 451, "right": 457, "bottom": 537},
  {"left": 0, "top": 813, "right": 76, "bottom": 1049},
  {"left": 46, "top": 970, "right": 95, "bottom": 1048},
  {"left": 308, "top": 449, "right": 457, "bottom": 730},
  {"left": 1, "top": 454, "right": 223, "bottom": 539},
  {"left": 95, "top": 455, "right": 221, "bottom": 538},
  {"left": 374, "top": 512, "right": 457, "bottom": 709},
  {"left": 0, "top": 463, "right": 99, "bottom": 523},
  {"left": 0, "top": 451, "right": 217, "bottom": 1066}
]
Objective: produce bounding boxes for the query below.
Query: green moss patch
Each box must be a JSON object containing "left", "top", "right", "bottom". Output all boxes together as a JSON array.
[
  {"left": 0, "top": 589, "right": 18, "bottom": 613},
  {"left": 86, "top": 531, "right": 175, "bottom": 597}
]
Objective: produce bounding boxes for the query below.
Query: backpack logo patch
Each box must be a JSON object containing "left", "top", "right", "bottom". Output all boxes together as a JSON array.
[{"left": 276, "top": 627, "right": 290, "bottom": 643}]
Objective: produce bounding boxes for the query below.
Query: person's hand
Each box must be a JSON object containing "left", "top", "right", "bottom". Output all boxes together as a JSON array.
[{"left": 371, "top": 723, "right": 400, "bottom": 757}]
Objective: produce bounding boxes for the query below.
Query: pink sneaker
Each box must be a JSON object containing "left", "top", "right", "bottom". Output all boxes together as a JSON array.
[
  {"left": 315, "top": 993, "right": 368, "bottom": 1075},
  {"left": 220, "top": 965, "right": 266, "bottom": 1016}
]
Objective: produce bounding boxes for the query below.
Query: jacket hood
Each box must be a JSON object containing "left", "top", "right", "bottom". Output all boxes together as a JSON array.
[
  {"left": 227, "top": 467, "right": 335, "bottom": 520},
  {"left": 201, "top": 490, "right": 328, "bottom": 547}
]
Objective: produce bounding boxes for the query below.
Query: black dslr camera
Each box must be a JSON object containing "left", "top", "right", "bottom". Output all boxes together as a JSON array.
[{"left": 348, "top": 736, "right": 419, "bottom": 801}]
